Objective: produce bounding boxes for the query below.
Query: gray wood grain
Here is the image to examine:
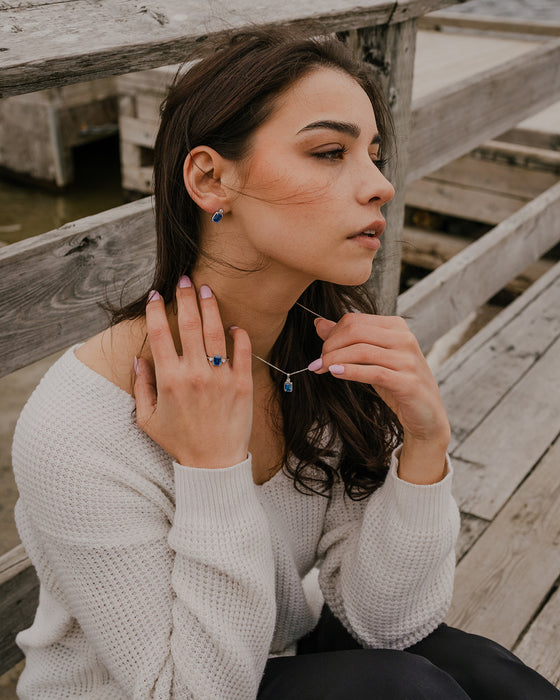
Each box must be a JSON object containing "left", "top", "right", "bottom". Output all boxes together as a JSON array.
[
  {"left": 345, "top": 19, "right": 417, "bottom": 315},
  {"left": 0, "top": 0, "right": 457, "bottom": 98},
  {"left": 447, "top": 434, "right": 560, "bottom": 652},
  {"left": 0, "top": 198, "right": 155, "bottom": 378},
  {"left": 399, "top": 182, "right": 560, "bottom": 352},
  {"left": 408, "top": 40, "right": 560, "bottom": 183}
]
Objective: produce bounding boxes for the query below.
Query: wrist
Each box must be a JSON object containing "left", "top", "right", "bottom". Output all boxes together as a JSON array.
[{"left": 397, "top": 434, "right": 449, "bottom": 485}]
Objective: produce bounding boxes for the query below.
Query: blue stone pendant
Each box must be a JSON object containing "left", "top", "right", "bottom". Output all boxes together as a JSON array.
[
  {"left": 211, "top": 208, "right": 224, "bottom": 223},
  {"left": 283, "top": 375, "right": 293, "bottom": 392}
]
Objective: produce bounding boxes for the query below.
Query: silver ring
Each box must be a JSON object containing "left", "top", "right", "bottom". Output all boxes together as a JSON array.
[{"left": 207, "top": 355, "right": 229, "bottom": 366}]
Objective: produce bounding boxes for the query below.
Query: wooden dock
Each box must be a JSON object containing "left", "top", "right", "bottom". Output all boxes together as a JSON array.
[
  {"left": 1, "top": 0, "right": 560, "bottom": 693},
  {"left": 438, "top": 260, "right": 560, "bottom": 686}
]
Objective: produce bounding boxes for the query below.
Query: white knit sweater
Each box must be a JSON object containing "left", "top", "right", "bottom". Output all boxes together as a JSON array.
[{"left": 12, "top": 346, "right": 460, "bottom": 699}]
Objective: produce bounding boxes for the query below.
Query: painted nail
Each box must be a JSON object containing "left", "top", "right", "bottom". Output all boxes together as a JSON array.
[
  {"left": 178, "top": 275, "right": 191, "bottom": 288},
  {"left": 308, "top": 357, "right": 323, "bottom": 372},
  {"left": 133, "top": 356, "right": 139, "bottom": 375},
  {"left": 200, "top": 284, "right": 212, "bottom": 299},
  {"left": 229, "top": 325, "right": 239, "bottom": 330},
  {"left": 147, "top": 290, "right": 161, "bottom": 302},
  {"left": 329, "top": 364, "right": 345, "bottom": 375}
]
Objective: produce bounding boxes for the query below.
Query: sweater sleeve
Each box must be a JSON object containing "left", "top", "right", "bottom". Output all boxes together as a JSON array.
[
  {"left": 14, "top": 401, "right": 276, "bottom": 700},
  {"left": 317, "top": 446, "right": 460, "bottom": 650}
]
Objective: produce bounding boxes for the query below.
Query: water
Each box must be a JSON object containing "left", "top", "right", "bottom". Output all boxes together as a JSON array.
[{"left": 0, "top": 137, "right": 125, "bottom": 246}]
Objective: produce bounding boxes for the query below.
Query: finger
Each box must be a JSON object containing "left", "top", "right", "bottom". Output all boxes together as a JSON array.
[
  {"left": 176, "top": 276, "right": 206, "bottom": 362},
  {"left": 311, "top": 344, "right": 408, "bottom": 375},
  {"left": 314, "top": 317, "right": 336, "bottom": 341},
  {"left": 145, "top": 290, "right": 178, "bottom": 376},
  {"left": 320, "top": 318, "right": 411, "bottom": 355},
  {"left": 325, "top": 361, "right": 401, "bottom": 390},
  {"left": 229, "top": 326, "right": 253, "bottom": 380},
  {"left": 198, "top": 284, "right": 227, "bottom": 363},
  {"left": 134, "top": 356, "right": 158, "bottom": 428}
]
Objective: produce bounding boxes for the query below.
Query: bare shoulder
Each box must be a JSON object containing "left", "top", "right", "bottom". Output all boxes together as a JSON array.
[{"left": 75, "top": 319, "right": 146, "bottom": 396}]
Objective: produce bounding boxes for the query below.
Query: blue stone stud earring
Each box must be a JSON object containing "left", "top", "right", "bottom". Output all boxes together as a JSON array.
[{"left": 211, "top": 208, "right": 224, "bottom": 223}]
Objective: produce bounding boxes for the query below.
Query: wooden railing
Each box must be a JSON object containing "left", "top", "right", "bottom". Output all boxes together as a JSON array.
[{"left": 1, "top": 0, "right": 560, "bottom": 677}]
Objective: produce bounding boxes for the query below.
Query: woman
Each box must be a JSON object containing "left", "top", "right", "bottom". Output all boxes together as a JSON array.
[{"left": 12, "top": 27, "right": 560, "bottom": 699}]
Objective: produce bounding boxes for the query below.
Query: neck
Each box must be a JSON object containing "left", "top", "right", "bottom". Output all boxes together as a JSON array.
[{"left": 186, "top": 265, "right": 314, "bottom": 383}]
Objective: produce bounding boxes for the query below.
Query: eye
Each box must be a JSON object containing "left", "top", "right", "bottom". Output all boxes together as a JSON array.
[{"left": 312, "top": 145, "right": 347, "bottom": 161}]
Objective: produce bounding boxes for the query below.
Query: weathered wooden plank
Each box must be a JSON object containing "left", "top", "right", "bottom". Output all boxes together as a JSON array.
[
  {"left": 446, "top": 434, "right": 560, "bottom": 654},
  {"left": 402, "top": 227, "right": 553, "bottom": 294},
  {"left": 0, "top": 0, "right": 457, "bottom": 98},
  {"left": 398, "top": 182, "right": 560, "bottom": 352},
  {"left": 420, "top": 12, "right": 560, "bottom": 37},
  {"left": 514, "top": 584, "right": 560, "bottom": 689},
  {"left": 437, "top": 263, "right": 560, "bottom": 456},
  {"left": 453, "top": 335, "right": 560, "bottom": 520},
  {"left": 344, "top": 18, "right": 417, "bottom": 315},
  {"left": 0, "top": 198, "right": 156, "bottom": 378},
  {"left": 0, "top": 546, "right": 38, "bottom": 677},
  {"left": 412, "top": 29, "right": 542, "bottom": 101},
  {"left": 406, "top": 178, "right": 526, "bottom": 225},
  {"left": 456, "top": 510, "right": 490, "bottom": 563},
  {"left": 435, "top": 258, "right": 560, "bottom": 383},
  {"left": 408, "top": 40, "right": 560, "bottom": 183}
]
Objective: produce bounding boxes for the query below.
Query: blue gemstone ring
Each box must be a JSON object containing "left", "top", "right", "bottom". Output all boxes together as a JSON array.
[{"left": 207, "top": 355, "right": 228, "bottom": 366}]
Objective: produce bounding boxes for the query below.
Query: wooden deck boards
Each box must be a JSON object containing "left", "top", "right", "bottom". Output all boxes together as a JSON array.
[{"left": 436, "top": 260, "right": 560, "bottom": 687}]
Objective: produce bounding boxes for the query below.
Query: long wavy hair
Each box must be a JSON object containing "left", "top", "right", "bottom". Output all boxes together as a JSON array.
[{"left": 112, "top": 26, "right": 403, "bottom": 499}]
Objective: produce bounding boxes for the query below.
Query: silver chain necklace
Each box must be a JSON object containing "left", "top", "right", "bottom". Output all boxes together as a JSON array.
[{"left": 251, "top": 302, "right": 331, "bottom": 393}]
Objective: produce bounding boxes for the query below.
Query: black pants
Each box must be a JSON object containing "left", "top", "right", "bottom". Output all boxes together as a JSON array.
[{"left": 258, "top": 605, "right": 560, "bottom": 699}]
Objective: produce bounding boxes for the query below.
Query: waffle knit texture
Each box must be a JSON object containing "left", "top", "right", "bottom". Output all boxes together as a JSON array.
[{"left": 12, "top": 347, "right": 460, "bottom": 699}]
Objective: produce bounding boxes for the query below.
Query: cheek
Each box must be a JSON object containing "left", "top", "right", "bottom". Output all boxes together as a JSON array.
[{"left": 245, "top": 155, "right": 334, "bottom": 209}]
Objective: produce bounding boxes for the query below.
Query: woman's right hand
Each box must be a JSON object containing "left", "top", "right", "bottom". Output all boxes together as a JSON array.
[{"left": 134, "top": 277, "right": 254, "bottom": 468}]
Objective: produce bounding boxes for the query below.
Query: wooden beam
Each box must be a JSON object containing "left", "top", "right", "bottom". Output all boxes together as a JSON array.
[
  {"left": 344, "top": 18, "right": 417, "bottom": 314},
  {"left": 0, "top": 197, "right": 155, "bottom": 378},
  {"left": 0, "top": 545, "right": 39, "bottom": 677},
  {"left": 398, "top": 182, "right": 560, "bottom": 352},
  {"left": 420, "top": 12, "right": 560, "bottom": 37},
  {"left": 408, "top": 40, "right": 560, "bottom": 183},
  {"left": 0, "top": 0, "right": 457, "bottom": 98}
]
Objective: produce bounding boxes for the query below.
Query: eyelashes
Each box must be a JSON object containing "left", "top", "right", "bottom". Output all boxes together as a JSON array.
[{"left": 312, "top": 147, "right": 388, "bottom": 171}]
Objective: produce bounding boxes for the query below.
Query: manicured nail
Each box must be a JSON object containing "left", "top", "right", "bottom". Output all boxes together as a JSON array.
[
  {"left": 329, "top": 364, "right": 345, "bottom": 375},
  {"left": 308, "top": 357, "right": 323, "bottom": 372},
  {"left": 229, "top": 325, "right": 239, "bottom": 330},
  {"left": 178, "top": 275, "right": 191, "bottom": 288},
  {"left": 147, "top": 290, "right": 161, "bottom": 302},
  {"left": 200, "top": 284, "right": 212, "bottom": 299},
  {"left": 133, "top": 356, "right": 139, "bottom": 375}
]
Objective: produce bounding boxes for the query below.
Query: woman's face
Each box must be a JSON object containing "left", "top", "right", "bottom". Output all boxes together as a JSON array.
[{"left": 221, "top": 67, "right": 395, "bottom": 287}]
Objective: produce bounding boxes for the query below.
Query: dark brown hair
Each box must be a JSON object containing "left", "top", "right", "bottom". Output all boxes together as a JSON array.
[{"left": 112, "top": 26, "right": 403, "bottom": 499}]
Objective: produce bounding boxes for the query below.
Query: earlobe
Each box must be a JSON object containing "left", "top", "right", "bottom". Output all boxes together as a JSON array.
[{"left": 183, "top": 146, "right": 229, "bottom": 216}]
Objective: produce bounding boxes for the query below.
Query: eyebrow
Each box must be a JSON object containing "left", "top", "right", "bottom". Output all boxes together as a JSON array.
[{"left": 296, "top": 120, "right": 381, "bottom": 145}]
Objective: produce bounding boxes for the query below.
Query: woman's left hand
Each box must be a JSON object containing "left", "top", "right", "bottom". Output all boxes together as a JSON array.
[{"left": 311, "top": 314, "right": 450, "bottom": 483}]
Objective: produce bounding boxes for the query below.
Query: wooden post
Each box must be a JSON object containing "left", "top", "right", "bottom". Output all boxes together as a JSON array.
[{"left": 342, "top": 20, "right": 417, "bottom": 315}]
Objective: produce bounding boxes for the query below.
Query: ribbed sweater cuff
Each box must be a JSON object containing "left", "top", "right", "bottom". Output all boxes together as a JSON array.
[
  {"left": 173, "top": 454, "right": 258, "bottom": 528},
  {"left": 386, "top": 446, "right": 454, "bottom": 532}
]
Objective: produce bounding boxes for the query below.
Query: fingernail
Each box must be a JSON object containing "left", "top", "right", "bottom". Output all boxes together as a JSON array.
[
  {"left": 308, "top": 357, "right": 323, "bottom": 372},
  {"left": 178, "top": 275, "right": 191, "bottom": 288},
  {"left": 147, "top": 290, "right": 161, "bottom": 303},
  {"left": 329, "top": 364, "right": 345, "bottom": 375},
  {"left": 229, "top": 325, "right": 239, "bottom": 330},
  {"left": 200, "top": 284, "right": 212, "bottom": 299},
  {"left": 133, "top": 356, "right": 139, "bottom": 375},
  {"left": 314, "top": 318, "right": 321, "bottom": 327}
]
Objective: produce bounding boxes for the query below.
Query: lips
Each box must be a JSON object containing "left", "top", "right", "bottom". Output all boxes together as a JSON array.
[{"left": 347, "top": 219, "right": 386, "bottom": 239}]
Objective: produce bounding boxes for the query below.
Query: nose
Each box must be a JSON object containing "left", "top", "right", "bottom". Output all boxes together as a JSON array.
[{"left": 358, "top": 159, "right": 395, "bottom": 207}]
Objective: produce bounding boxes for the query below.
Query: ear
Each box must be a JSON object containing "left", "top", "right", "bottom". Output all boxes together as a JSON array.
[{"left": 183, "top": 146, "right": 232, "bottom": 216}]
